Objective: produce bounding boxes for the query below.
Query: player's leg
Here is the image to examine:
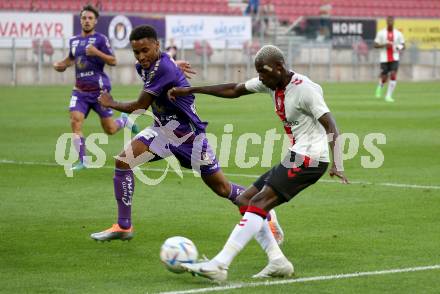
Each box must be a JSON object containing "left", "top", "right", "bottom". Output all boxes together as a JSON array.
[
  {"left": 236, "top": 170, "right": 285, "bottom": 245},
  {"left": 200, "top": 170, "right": 245, "bottom": 203},
  {"left": 90, "top": 134, "right": 160, "bottom": 241},
  {"left": 93, "top": 101, "right": 140, "bottom": 135},
  {"left": 183, "top": 154, "right": 328, "bottom": 281},
  {"left": 376, "top": 63, "right": 388, "bottom": 98},
  {"left": 91, "top": 126, "right": 172, "bottom": 241},
  {"left": 69, "top": 91, "right": 91, "bottom": 170},
  {"left": 182, "top": 186, "right": 286, "bottom": 282},
  {"left": 385, "top": 62, "right": 399, "bottom": 102},
  {"left": 70, "top": 111, "right": 85, "bottom": 165}
]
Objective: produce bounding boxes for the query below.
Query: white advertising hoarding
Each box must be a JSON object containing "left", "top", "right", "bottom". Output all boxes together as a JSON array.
[
  {"left": 166, "top": 15, "right": 252, "bottom": 49},
  {"left": 0, "top": 12, "right": 73, "bottom": 48}
]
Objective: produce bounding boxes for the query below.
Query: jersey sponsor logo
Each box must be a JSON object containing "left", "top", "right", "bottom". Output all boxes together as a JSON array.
[
  {"left": 78, "top": 71, "right": 94, "bottom": 78},
  {"left": 283, "top": 120, "right": 299, "bottom": 127}
]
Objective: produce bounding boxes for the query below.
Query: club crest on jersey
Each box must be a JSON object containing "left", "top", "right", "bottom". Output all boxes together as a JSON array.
[
  {"left": 88, "top": 38, "right": 96, "bottom": 45},
  {"left": 76, "top": 56, "right": 87, "bottom": 70}
]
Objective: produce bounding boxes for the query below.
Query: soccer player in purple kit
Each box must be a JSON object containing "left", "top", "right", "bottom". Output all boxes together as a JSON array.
[
  {"left": 91, "top": 25, "right": 284, "bottom": 247},
  {"left": 53, "top": 5, "right": 138, "bottom": 171}
]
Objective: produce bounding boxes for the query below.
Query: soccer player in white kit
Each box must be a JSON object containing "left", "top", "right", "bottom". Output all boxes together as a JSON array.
[
  {"left": 374, "top": 16, "right": 405, "bottom": 102},
  {"left": 169, "top": 45, "right": 348, "bottom": 282}
]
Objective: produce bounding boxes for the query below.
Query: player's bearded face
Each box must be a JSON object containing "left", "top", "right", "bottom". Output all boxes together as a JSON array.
[
  {"left": 80, "top": 11, "right": 97, "bottom": 33},
  {"left": 132, "top": 38, "right": 160, "bottom": 69}
]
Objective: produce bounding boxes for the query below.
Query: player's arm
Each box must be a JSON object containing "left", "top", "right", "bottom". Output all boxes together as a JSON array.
[
  {"left": 318, "top": 112, "right": 349, "bottom": 184},
  {"left": 53, "top": 56, "right": 74, "bottom": 72},
  {"left": 169, "top": 83, "right": 252, "bottom": 100},
  {"left": 98, "top": 90, "right": 154, "bottom": 113},
  {"left": 86, "top": 45, "right": 117, "bottom": 66},
  {"left": 174, "top": 60, "right": 196, "bottom": 79}
]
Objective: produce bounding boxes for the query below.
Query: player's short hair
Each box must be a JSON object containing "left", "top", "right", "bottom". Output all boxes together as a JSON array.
[
  {"left": 80, "top": 4, "right": 99, "bottom": 19},
  {"left": 255, "top": 45, "right": 285, "bottom": 63},
  {"left": 129, "top": 25, "right": 158, "bottom": 42}
]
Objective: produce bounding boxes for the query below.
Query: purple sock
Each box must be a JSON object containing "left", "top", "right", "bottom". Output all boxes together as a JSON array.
[
  {"left": 115, "top": 117, "right": 126, "bottom": 130},
  {"left": 73, "top": 136, "right": 86, "bottom": 163},
  {"left": 228, "top": 183, "right": 246, "bottom": 204},
  {"left": 114, "top": 169, "right": 135, "bottom": 229}
]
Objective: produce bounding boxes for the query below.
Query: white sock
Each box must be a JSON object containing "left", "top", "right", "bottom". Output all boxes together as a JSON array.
[
  {"left": 213, "top": 212, "right": 264, "bottom": 267},
  {"left": 386, "top": 80, "right": 397, "bottom": 97},
  {"left": 378, "top": 80, "right": 384, "bottom": 88},
  {"left": 255, "top": 220, "right": 285, "bottom": 261}
]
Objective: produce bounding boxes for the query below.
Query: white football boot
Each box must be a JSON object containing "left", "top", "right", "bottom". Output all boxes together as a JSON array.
[
  {"left": 252, "top": 257, "right": 294, "bottom": 278},
  {"left": 182, "top": 261, "right": 228, "bottom": 283}
]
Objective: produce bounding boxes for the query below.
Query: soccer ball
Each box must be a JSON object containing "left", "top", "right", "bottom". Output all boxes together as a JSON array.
[{"left": 160, "top": 236, "right": 198, "bottom": 273}]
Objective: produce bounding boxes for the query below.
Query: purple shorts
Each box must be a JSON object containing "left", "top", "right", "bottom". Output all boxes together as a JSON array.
[
  {"left": 135, "top": 126, "right": 220, "bottom": 175},
  {"left": 69, "top": 90, "right": 113, "bottom": 118}
]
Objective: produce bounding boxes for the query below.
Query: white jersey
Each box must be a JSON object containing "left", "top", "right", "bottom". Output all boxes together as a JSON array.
[
  {"left": 245, "top": 72, "right": 330, "bottom": 162},
  {"left": 374, "top": 28, "right": 405, "bottom": 63}
]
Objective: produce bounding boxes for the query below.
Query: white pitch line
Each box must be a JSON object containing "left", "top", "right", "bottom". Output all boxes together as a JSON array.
[
  {"left": 1, "top": 159, "right": 439, "bottom": 190},
  {"left": 157, "top": 264, "right": 440, "bottom": 294}
]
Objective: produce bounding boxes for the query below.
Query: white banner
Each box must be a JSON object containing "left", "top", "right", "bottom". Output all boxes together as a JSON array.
[
  {"left": 166, "top": 15, "right": 252, "bottom": 49},
  {"left": 0, "top": 12, "right": 73, "bottom": 48}
]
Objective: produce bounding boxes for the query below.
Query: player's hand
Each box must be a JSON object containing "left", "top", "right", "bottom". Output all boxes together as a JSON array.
[
  {"left": 85, "top": 44, "right": 99, "bottom": 56},
  {"left": 168, "top": 87, "right": 192, "bottom": 102},
  {"left": 98, "top": 90, "right": 114, "bottom": 108},
  {"left": 175, "top": 60, "right": 196, "bottom": 79},
  {"left": 329, "top": 165, "right": 349, "bottom": 184},
  {"left": 53, "top": 61, "right": 67, "bottom": 72}
]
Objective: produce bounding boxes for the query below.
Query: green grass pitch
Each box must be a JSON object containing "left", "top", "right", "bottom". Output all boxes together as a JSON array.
[{"left": 0, "top": 82, "right": 439, "bottom": 293}]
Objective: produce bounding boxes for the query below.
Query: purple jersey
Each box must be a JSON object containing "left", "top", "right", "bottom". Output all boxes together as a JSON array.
[
  {"left": 135, "top": 52, "right": 207, "bottom": 133},
  {"left": 69, "top": 32, "right": 113, "bottom": 92}
]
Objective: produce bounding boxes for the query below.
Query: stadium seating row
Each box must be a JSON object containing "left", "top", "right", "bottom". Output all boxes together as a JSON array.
[
  {"left": 0, "top": 0, "right": 242, "bottom": 15},
  {"left": 1, "top": 0, "right": 439, "bottom": 23}
]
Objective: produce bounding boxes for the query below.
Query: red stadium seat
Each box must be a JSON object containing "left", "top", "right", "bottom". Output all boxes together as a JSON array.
[{"left": 2, "top": 0, "right": 439, "bottom": 22}]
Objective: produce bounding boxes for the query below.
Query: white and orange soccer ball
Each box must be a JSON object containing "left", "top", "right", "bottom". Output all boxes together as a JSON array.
[{"left": 160, "top": 236, "right": 198, "bottom": 273}]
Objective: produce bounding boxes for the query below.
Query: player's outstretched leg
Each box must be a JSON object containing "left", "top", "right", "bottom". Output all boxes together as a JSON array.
[{"left": 91, "top": 168, "right": 135, "bottom": 241}]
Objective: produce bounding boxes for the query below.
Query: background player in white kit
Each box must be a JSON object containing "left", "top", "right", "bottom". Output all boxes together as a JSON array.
[
  {"left": 374, "top": 16, "right": 405, "bottom": 102},
  {"left": 169, "top": 45, "right": 348, "bottom": 282}
]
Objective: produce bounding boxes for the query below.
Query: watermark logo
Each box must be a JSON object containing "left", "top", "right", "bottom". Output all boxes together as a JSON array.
[{"left": 55, "top": 112, "right": 386, "bottom": 184}]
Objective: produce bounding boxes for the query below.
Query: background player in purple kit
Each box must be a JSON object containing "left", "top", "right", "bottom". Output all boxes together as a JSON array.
[
  {"left": 53, "top": 5, "right": 139, "bottom": 171},
  {"left": 91, "top": 25, "right": 284, "bottom": 247}
]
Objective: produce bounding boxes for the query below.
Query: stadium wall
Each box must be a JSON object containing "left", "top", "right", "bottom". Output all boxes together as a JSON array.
[{"left": 0, "top": 46, "right": 438, "bottom": 85}]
